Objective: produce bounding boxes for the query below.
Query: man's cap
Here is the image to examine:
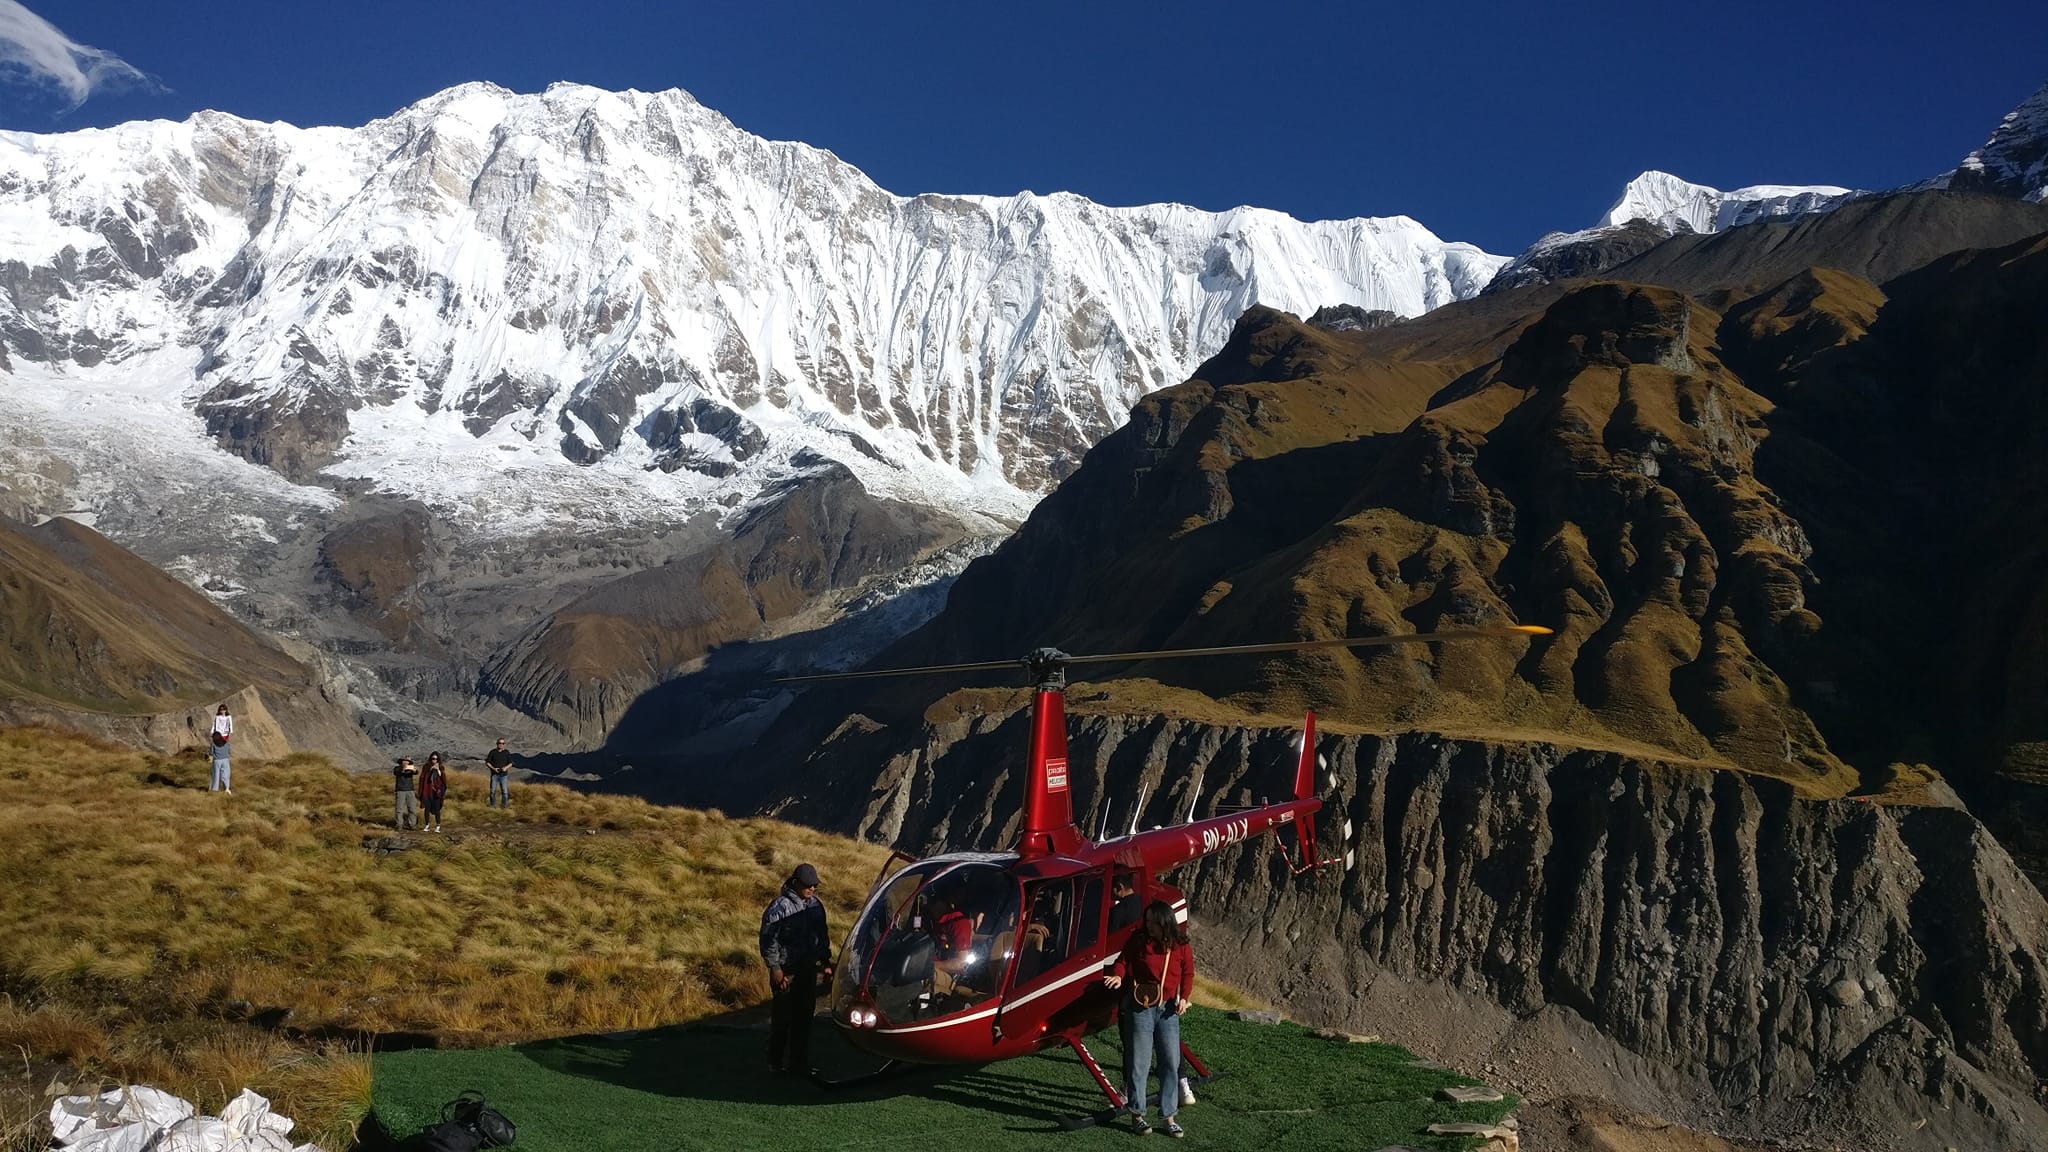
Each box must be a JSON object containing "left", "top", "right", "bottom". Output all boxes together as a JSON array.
[{"left": 790, "top": 863, "right": 821, "bottom": 889}]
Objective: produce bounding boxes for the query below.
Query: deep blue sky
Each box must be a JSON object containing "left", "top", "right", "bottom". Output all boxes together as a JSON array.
[{"left": 3, "top": 0, "right": 2043, "bottom": 254}]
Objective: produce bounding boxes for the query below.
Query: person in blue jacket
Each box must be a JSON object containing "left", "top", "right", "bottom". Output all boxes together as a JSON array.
[{"left": 758, "top": 863, "right": 832, "bottom": 1074}]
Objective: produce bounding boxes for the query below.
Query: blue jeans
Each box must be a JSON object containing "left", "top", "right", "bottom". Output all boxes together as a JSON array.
[
  {"left": 1121, "top": 1001, "right": 1182, "bottom": 1119},
  {"left": 210, "top": 752, "right": 231, "bottom": 791},
  {"left": 489, "top": 773, "right": 510, "bottom": 808}
]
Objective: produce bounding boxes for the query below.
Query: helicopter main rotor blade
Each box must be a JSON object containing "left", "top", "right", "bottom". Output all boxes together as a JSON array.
[
  {"left": 1060, "top": 624, "right": 1553, "bottom": 666},
  {"left": 775, "top": 657, "right": 1024, "bottom": 684},
  {"left": 775, "top": 625, "right": 1551, "bottom": 684}
]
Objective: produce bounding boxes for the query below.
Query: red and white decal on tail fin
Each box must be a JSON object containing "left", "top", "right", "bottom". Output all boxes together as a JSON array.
[{"left": 1046, "top": 756, "right": 1068, "bottom": 792}]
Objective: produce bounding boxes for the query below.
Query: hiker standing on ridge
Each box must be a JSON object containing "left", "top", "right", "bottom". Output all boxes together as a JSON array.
[
  {"left": 420, "top": 751, "right": 448, "bottom": 833},
  {"left": 208, "top": 703, "right": 234, "bottom": 794},
  {"left": 393, "top": 757, "right": 421, "bottom": 830},
  {"left": 484, "top": 738, "right": 514, "bottom": 809},
  {"left": 759, "top": 863, "right": 832, "bottom": 1075}
]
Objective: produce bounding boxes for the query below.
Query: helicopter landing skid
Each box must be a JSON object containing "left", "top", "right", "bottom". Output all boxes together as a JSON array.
[
  {"left": 1057, "top": 1036, "right": 1130, "bottom": 1130},
  {"left": 808, "top": 1058, "right": 903, "bottom": 1091},
  {"left": 1056, "top": 1107, "right": 1131, "bottom": 1132}
]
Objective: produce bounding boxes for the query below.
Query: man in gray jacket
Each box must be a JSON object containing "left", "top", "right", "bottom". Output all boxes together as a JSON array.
[{"left": 759, "top": 862, "right": 832, "bottom": 1074}]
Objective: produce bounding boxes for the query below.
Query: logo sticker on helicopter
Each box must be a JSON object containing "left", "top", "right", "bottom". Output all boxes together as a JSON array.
[{"left": 1045, "top": 757, "right": 1068, "bottom": 791}]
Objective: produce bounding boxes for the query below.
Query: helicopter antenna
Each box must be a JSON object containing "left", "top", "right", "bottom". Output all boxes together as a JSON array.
[
  {"left": 1125, "top": 782, "right": 1150, "bottom": 838},
  {"left": 1093, "top": 794, "right": 1111, "bottom": 841}
]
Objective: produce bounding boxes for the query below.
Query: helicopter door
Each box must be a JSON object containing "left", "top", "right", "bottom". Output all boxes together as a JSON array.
[{"left": 1012, "top": 878, "right": 1074, "bottom": 986}]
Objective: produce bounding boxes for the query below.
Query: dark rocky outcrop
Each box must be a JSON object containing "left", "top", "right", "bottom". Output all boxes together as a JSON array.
[
  {"left": 1306, "top": 303, "right": 1402, "bottom": 333},
  {"left": 642, "top": 396, "right": 769, "bottom": 476},
  {"left": 196, "top": 377, "right": 358, "bottom": 482},
  {"left": 1484, "top": 219, "right": 1674, "bottom": 294}
]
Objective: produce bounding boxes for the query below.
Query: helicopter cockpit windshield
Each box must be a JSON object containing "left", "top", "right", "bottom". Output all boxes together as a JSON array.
[{"left": 831, "top": 857, "right": 1021, "bottom": 1026}]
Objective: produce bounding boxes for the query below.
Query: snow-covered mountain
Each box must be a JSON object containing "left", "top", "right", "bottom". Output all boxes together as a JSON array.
[
  {"left": 1486, "top": 170, "right": 1856, "bottom": 292},
  {"left": 1951, "top": 80, "right": 2048, "bottom": 202},
  {"left": 1595, "top": 170, "right": 1856, "bottom": 234},
  {"left": 0, "top": 81, "right": 1506, "bottom": 531}
]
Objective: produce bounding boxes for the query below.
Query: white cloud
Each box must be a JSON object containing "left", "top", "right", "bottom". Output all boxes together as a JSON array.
[{"left": 0, "top": 0, "right": 157, "bottom": 109}]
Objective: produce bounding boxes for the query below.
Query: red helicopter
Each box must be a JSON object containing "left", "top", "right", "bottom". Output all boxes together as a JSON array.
[{"left": 782, "top": 625, "right": 1550, "bottom": 1125}]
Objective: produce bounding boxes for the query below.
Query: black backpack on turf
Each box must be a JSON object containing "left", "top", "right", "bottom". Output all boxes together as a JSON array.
[{"left": 417, "top": 1090, "right": 517, "bottom": 1151}]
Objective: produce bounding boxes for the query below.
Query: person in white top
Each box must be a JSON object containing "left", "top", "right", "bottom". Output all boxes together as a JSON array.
[{"left": 209, "top": 704, "right": 234, "bottom": 794}]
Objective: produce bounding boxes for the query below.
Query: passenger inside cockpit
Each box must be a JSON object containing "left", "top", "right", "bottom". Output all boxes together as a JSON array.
[
  {"left": 928, "top": 893, "right": 978, "bottom": 996},
  {"left": 1016, "top": 884, "right": 1069, "bottom": 983}
]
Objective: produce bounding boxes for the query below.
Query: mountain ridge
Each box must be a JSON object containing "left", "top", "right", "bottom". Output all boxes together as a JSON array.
[{"left": 0, "top": 80, "right": 1507, "bottom": 535}]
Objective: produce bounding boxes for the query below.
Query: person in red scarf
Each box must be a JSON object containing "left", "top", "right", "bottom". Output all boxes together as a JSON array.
[{"left": 1103, "top": 899, "right": 1194, "bottom": 1138}]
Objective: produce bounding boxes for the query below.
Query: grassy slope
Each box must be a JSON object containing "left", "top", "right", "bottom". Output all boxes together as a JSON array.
[
  {"left": 1, "top": 725, "right": 1516, "bottom": 1150},
  {"left": 372, "top": 1007, "right": 1514, "bottom": 1151},
  {"left": 0, "top": 725, "right": 887, "bottom": 1149},
  {"left": 0, "top": 517, "right": 308, "bottom": 713}
]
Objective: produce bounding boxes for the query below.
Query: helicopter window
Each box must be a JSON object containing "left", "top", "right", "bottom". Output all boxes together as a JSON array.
[
  {"left": 1014, "top": 879, "right": 1074, "bottom": 986},
  {"left": 832, "top": 859, "right": 943, "bottom": 1018},
  {"left": 851, "top": 861, "right": 1020, "bottom": 1026},
  {"left": 1075, "top": 872, "right": 1104, "bottom": 957}
]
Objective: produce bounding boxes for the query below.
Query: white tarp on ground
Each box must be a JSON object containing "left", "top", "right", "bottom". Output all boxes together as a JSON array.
[{"left": 49, "top": 1086, "right": 322, "bottom": 1152}]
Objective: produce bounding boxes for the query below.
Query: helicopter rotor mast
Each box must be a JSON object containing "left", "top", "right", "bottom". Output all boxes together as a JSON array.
[{"left": 1020, "top": 648, "right": 1081, "bottom": 857}]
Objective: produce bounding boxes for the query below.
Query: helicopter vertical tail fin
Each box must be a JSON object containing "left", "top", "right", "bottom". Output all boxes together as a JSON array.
[
  {"left": 1290, "top": 710, "right": 1320, "bottom": 868},
  {"left": 1284, "top": 710, "right": 1352, "bottom": 873},
  {"left": 1292, "top": 710, "right": 1318, "bottom": 803}
]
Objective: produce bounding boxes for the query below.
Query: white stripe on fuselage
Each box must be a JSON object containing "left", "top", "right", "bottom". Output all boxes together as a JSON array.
[
  {"left": 872, "top": 959, "right": 1110, "bottom": 1035},
  {"left": 872, "top": 1002, "right": 1002, "bottom": 1035}
]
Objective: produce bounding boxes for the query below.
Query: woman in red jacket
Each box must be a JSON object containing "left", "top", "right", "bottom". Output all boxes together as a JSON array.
[
  {"left": 1102, "top": 899, "right": 1193, "bottom": 1138},
  {"left": 419, "top": 751, "right": 449, "bottom": 833}
]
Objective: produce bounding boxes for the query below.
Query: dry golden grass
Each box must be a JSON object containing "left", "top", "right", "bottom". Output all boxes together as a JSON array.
[
  {"left": 0, "top": 724, "right": 890, "bottom": 1148},
  {"left": 1189, "top": 975, "right": 1269, "bottom": 1013}
]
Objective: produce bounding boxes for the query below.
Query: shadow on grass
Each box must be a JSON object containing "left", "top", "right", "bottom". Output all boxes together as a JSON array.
[{"left": 517, "top": 1011, "right": 1116, "bottom": 1130}]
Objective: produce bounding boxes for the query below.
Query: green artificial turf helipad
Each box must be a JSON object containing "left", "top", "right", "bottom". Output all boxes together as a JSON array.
[{"left": 371, "top": 1006, "right": 1514, "bottom": 1150}]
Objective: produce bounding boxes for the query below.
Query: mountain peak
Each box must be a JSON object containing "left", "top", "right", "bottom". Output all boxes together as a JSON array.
[
  {"left": 1953, "top": 80, "right": 2048, "bottom": 202},
  {"left": 1598, "top": 170, "right": 1722, "bottom": 231},
  {"left": 1599, "top": 170, "right": 1855, "bottom": 234}
]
